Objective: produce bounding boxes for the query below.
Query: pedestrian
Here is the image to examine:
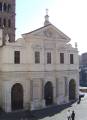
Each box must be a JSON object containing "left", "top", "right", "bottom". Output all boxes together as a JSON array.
[
  {"left": 77, "top": 95, "right": 81, "bottom": 104},
  {"left": 71, "top": 110, "right": 75, "bottom": 120},
  {"left": 67, "top": 109, "right": 71, "bottom": 120}
]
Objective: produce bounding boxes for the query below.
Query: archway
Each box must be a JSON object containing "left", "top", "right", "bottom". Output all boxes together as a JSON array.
[
  {"left": 11, "top": 83, "right": 23, "bottom": 111},
  {"left": 44, "top": 81, "right": 53, "bottom": 106},
  {"left": 69, "top": 79, "right": 76, "bottom": 101}
]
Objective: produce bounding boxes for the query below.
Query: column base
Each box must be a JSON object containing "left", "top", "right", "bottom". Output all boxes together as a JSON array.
[
  {"left": 56, "top": 96, "right": 68, "bottom": 105},
  {"left": 30, "top": 99, "right": 45, "bottom": 110}
]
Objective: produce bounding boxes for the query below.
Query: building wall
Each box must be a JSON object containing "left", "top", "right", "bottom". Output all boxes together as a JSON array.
[
  {"left": 0, "top": 70, "right": 79, "bottom": 112},
  {"left": 79, "top": 53, "right": 87, "bottom": 86},
  {"left": 0, "top": 37, "right": 79, "bottom": 72},
  {"left": 0, "top": 24, "right": 79, "bottom": 112}
]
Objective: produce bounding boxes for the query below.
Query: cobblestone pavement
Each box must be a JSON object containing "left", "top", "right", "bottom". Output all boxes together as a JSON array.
[
  {"left": 39, "top": 95, "right": 87, "bottom": 120},
  {"left": 0, "top": 96, "right": 87, "bottom": 120}
]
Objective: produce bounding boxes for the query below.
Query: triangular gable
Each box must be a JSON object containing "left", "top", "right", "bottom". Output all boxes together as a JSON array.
[{"left": 22, "top": 24, "right": 70, "bottom": 42}]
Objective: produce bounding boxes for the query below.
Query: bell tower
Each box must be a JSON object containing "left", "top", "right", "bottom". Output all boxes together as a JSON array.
[{"left": 0, "top": 0, "right": 15, "bottom": 45}]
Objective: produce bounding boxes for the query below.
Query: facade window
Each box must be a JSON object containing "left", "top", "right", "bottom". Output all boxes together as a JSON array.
[
  {"left": 70, "top": 54, "right": 74, "bottom": 64},
  {"left": 47, "top": 52, "right": 51, "bottom": 64},
  {"left": 60, "top": 53, "right": 64, "bottom": 64},
  {"left": 14, "top": 51, "right": 20, "bottom": 64},
  {"left": 3, "top": 18, "right": 6, "bottom": 27},
  {"left": 8, "top": 19, "right": 11, "bottom": 27},
  {"left": 35, "top": 51, "right": 40, "bottom": 64},
  {"left": 0, "top": 2, "right": 2, "bottom": 11},
  {"left": 3, "top": 3, "right": 7, "bottom": 12},
  {"left": 8, "top": 4, "right": 11, "bottom": 12}
]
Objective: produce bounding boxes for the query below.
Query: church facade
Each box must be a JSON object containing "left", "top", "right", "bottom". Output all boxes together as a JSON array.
[
  {"left": 0, "top": 15, "right": 79, "bottom": 112},
  {"left": 0, "top": 1, "right": 79, "bottom": 112}
]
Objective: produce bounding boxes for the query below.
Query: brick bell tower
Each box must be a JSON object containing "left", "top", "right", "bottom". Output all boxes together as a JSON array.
[{"left": 0, "top": 0, "right": 15, "bottom": 45}]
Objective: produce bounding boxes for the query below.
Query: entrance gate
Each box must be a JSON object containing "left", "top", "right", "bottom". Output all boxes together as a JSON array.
[
  {"left": 11, "top": 83, "right": 23, "bottom": 111},
  {"left": 69, "top": 79, "right": 76, "bottom": 101},
  {"left": 44, "top": 81, "right": 53, "bottom": 106}
]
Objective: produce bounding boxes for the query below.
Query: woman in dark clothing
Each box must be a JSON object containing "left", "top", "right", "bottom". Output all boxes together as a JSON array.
[{"left": 71, "top": 110, "right": 75, "bottom": 120}]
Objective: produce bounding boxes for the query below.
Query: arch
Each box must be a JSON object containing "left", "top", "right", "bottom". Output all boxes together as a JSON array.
[
  {"left": 8, "top": 4, "right": 11, "bottom": 12},
  {"left": 3, "top": 18, "right": 6, "bottom": 27},
  {"left": 0, "top": 17, "right": 2, "bottom": 27},
  {"left": 69, "top": 79, "right": 76, "bottom": 101},
  {"left": 8, "top": 19, "right": 11, "bottom": 28},
  {"left": 11, "top": 83, "right": 23, "bottom": 111},
  {"left": 44, "top": 81, "right": 53, "bottom": 106},
  {"left": 0, "top": 2, "right": 2, "bottom": 11},
  {"left": 3, "top": 3, "right": 7, "bottom": 12}
]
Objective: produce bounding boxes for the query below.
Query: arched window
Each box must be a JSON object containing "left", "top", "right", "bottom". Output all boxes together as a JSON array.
[
  {"left": 3, "top": 3, "right": 7, "bottom": 12},
  {"left": 3, "top": 18, "right": 6, "bottom": 27},
  {"left": 8, "top": 19, "right": 11, "bottom": 27},
  {"left": 0, "top": 2, "right": 2, "bottom": 11},
  {"left": 0, "top": 17, "right": 2, "bottom": 27},
  {"left": 8, "top": 4, "right": 11, "bottom": 12}
]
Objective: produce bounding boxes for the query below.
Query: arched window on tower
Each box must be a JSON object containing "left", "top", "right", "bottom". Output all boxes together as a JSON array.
[
  {"left": 3, "top": 18, "right": 6, "bottom": 27},
  {"left": 8, "top": 4, "right": 11, "bottom": 12},
  {"left": 3, "top": 3, "right": 7, "bottom": 12},
  {"left": 8, "top": 19, "right": 11, "bottom": 28},
  {"left": 0, "top": 2, "right": 2, "bottom": 11},
  {"left": 0, "top": 18, "right": 2, "bottom": 27}
]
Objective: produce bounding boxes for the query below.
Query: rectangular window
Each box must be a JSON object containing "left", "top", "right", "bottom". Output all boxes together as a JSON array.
[
  {"left": 14, "top": 51, "right": 20, "bottom": 64},
  {"left": 70, "top": 54, "right": 74, "bottom": 64},
  {"left": 60, "top": 53, "right": 64, "bottom": 64},
  {"left": 47, "top": 52, "right": 51, "bottom": 64},
  {"left": 35, "top": 51, "right": 40, "bottom": 64}
]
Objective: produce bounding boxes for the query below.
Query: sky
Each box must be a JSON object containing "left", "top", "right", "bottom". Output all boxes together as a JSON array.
[{"left": 16, "top": 0, "right": 87, "bottom": 54}]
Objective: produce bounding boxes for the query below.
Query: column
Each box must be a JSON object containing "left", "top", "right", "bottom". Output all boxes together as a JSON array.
[
  {"left": 30, "top": 80, "right": 34, "bottom": 110},
  {"left": 56, "top": 78, "right": 59, "bottom": 97},
  {"left": 41, "top": 79, "right": 45, "bottom": 107},
  {"left": 30, "top": 80, "right": 33, "bottom": 101},
  {"left": 56, "top": 78, "right": 59, "bottom": 104},
  {"left": 64, "top": 77, "right": 68, "bottom": 102}
]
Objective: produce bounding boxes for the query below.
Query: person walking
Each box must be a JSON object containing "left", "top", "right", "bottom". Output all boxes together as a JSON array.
[
  {"left": 67, "top": 110, "right": 71, "bottom": 120},
  {"left": 71, "top": 110, "right": 75, "bottom": 120},
  {"left": 77, "top": 95, "right": 81, "bottom": 104}
]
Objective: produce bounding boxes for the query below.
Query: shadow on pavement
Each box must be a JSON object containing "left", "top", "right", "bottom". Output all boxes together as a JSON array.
[
  {"left": 31, "top": 101, "right": 74, "bottom": 119},
  {"left": 0, "top": 101, "right": 75, "bottom": 120}
]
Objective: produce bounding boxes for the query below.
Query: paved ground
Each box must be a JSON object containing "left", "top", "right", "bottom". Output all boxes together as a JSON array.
[
  {"left": 0, "top": 95, "right": 87, "bottom": 120},
  {"left": 39, "top": 95, "right": 87, "bottom": 120}
]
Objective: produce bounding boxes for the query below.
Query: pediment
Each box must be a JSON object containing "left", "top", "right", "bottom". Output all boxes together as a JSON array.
[
  {"left": 22, "top": 24, "right": 70, "bottom": 42},
  {"left": 57, "top": 43, "right": 76, "bottom": 51}
]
